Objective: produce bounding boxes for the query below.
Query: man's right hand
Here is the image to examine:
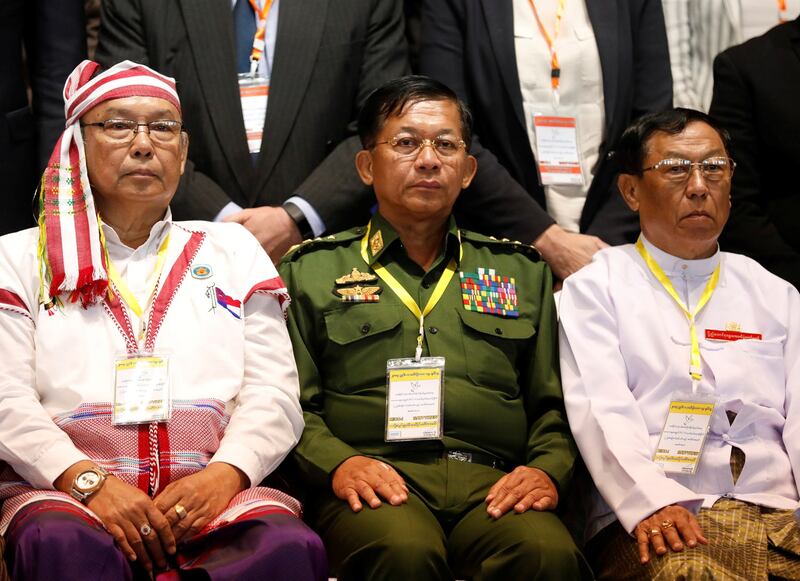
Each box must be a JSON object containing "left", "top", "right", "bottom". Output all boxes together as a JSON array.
[
  {"left": 86, "top": 476, "right": 176, "bottom": 573},
  {"left": 533, "top": 224, "right": 608, "bottom": 281},
  {"left": 331, "top": 456, "right": 409, "bottom": 512}
]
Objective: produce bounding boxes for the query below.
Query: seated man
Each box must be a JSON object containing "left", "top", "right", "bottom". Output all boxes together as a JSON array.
[
  {"left": 0, "top": 60, "right": 326, "bottom": 580},
  {"left": 279, "top": 76, "right": 590, "bottom": 580},
  {"left": 559, "top": 108, "right": 800, "bottom": 579}
]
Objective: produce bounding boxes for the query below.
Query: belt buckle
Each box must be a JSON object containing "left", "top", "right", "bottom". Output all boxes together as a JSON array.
[{"left": 447, "top": 450, "right": 473, "bottom": 464}]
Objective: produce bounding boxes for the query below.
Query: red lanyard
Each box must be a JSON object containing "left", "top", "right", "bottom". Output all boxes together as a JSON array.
[
  {"left": 247, "top": 0, "right": 275, "bottom": 73},
  {"left": 528, "top": 0, "right": 567, "bottom": 91},
  {"left": 778, "top": 0, "right": 788, "bottom": 22}
]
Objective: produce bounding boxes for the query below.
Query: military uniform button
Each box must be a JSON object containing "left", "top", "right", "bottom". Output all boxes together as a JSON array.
[
  {"left": 422, "top": 281, "right": 431, "bottom": 289},
  {"left": 495, "top": 328, "right": 503, "bottom": 335},
  {"left": 361, "top": 323, "right": 371, "bottom": 334},
  {"left": 429, "top": 327, "right": 438, "bottom": 334}
]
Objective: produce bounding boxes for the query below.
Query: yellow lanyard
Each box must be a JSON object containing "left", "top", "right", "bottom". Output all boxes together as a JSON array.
[
  {"left": 528, "top": 0, "right": 567, "bottom": 91},
  {"left": 635, "top": 238, "right": 720, "bottom": 387},
  {"left": 107, "top": 233, "right": 171, "bottom": 334},
  {"left": 360, "top": 221, "right": 461, "bottom": 361}
]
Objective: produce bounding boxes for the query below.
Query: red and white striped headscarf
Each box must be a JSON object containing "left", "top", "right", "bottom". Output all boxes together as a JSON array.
[{"left": 39, "top": 60, "right": 181, "bottom": 307}]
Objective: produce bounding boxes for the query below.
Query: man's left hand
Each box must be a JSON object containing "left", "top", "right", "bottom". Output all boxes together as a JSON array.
[
  {"left": 153, "top": 463, "right": 249, "bottom": 544},
  {"left": 485, "top": 466, "right": 558, "bottom": 519},
  {"left": 223, "top": 206, "right": 302, "bottom": 264}
]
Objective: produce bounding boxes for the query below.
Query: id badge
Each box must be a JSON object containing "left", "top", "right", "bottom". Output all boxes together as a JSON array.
[
  {"left": 238, "top": 73, "right": 269, "bottom": 154},
  {"left": 113, "top": 352, "right": 171, "bottom": 425},
  {"left": 532, "top": 114, "right": 585, "bottom": 186},
  {"left": 385, "top": 357, "right": 444, "bottom": 442},
  {"left": 653, "top": 393, "right": 716, "bottom": 475}
]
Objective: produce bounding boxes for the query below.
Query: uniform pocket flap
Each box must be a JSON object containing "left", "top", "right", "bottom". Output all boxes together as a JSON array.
[
  {"left": 324, "top": 304, "right": 404, "bottom": 345},
  {"left": 458, "top": 308, "right": 536, "bottom": 340}
]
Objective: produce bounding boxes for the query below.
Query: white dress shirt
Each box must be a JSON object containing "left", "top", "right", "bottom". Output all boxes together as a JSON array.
[
  {"left": 559, "top": 235, "right": 800, "bottom": 540},
  {"left": 513, "top": 0, "right": 606, "bottom": 233}
]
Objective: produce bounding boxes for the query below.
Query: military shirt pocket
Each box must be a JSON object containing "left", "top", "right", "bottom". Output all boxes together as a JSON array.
[
  {"left": 458, "top": 309, "right": 536, "bottom": 395},
  {"left": 323, "top": 304, "right": 404, "bottom": 393}
]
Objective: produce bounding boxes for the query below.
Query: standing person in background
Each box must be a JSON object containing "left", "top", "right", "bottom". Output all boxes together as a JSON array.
[
  {"left": 0, "top": 0, "right": 86, "bottom": 235},
  {"left": 419, "top": 0, "right": 672, "bottom": 285},
  {"left": 741, "top": 0, "right": 800, "bottom": 39},
  {"left": 709, "top": 16, "right": 800, "bottom": 289},
  {"left": 663, "top": 0, "right": 742, "bottom": 111},
  {"left": 97, "top": 0, "right": 410, "bottom": 262}
]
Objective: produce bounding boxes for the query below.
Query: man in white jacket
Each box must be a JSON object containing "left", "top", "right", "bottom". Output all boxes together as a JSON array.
[{"left": 559, "top": 108, "right": 800, "bottom": 579}]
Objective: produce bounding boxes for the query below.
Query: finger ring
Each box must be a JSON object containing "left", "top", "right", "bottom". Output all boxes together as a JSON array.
[
  {"left": 140, "top": 523, "right": 152, "bottom": 536},
  {"left": 649, "top": 527, "right": 661, "bottom": 537},
  {"left": 661, "top": 519, "right": 675, "bottom": 530},
  {"left": 174, "top": 503, "right": 188, "bottom": 520}
]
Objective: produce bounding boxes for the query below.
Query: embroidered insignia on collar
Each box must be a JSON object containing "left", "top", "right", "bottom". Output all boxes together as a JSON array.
[
  {"left": 191, "top": 264, "right": 213, "bottom": 279},
  {"left": 335, "top": 267, "right": 378, "bottom": 285},
  {"left": 459, "top": 268, "right": 519, "bottom": 318},
  {"left": 370, "top": 230, "right": 384, "bottom": 256}
]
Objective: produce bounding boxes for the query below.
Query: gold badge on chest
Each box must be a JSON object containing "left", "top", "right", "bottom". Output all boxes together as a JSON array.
[{"left": 333, "top": 267, "right": 381, "bottom": 302}]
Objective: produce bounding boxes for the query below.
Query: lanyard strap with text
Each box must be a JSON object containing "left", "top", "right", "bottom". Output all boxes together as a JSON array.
[
  {"left": 107, "top": 233, "right": 170, "bottom": 341},
  {"left": 248, "top": 0, "right": 275, "bottom": 75},
  {"left": 528, "top": 0, "right": 566, "bottom": 93},
  {"left": 635, "top": 238, "right": 720, "bottom": 390},
  {"left": 360, "top": 222, "right": 461, "bottom": 361}
]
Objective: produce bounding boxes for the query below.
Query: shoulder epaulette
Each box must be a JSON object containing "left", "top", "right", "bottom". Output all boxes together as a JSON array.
[
  {"left": 459, "top": 229, "right": 541, "bottom": 261},
  {"left": 281, "top": 226, "right": 366, "bottom": 262}
]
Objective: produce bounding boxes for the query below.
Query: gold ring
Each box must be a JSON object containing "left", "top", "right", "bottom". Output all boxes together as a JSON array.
[
  {"left": 661, "top": 519, "right": 675, "bottom": 530},
  {"left": 174, "top": 503, "right": 188, "bottom": 520},
  {"left": 649, "top": 527, "right": 661, "bottom": 537}
]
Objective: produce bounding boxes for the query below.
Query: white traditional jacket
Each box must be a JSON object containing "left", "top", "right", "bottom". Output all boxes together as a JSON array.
[
  {"left": 0, "top": 216, "right": 303, "bottom": 533},
  {"left": 559, "top": 236, "right": 800, "bottom": 540}
]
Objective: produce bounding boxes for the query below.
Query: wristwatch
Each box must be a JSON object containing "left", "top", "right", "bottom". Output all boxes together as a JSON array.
[
  {"left": 282, "top": 201, "right": 314, "bottom": 240},
  {"left": 70, "top": 466, "right": 111, "bottom": 503}
]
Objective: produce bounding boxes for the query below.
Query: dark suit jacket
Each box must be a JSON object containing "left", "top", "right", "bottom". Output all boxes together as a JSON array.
[
  {"left": 0, "top": 0, "right": 86, "bottom": 235},
  {"left": 709, "top": 19, "right": 800, "bottom": 289},
  {"left": 420, "top": 0, "right": 672, "bottom": 244},
  {"left": 96, "top": 0, "right": 410, "bottom": 231}
]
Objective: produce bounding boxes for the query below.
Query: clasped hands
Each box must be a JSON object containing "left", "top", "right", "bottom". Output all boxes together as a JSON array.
[
  {"left": 332, "top": 456, "right": 558, "bottom": 519},
  {"left": 84, "top": 462, "right": 247, "bottom": 574}
]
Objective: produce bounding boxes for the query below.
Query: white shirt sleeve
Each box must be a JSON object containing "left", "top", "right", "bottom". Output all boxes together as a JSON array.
[
  {"left": 0, "top": 302, "right": 90, "bottom": 489},
  {"left": 209, "top": 233, "right": 303, "bottom": 486},
  {"left": 559, "top": 259, "right": 703, "bottom": 534}
]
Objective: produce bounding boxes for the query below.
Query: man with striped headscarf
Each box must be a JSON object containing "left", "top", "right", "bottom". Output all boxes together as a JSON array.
[{"left": 0, "top": 60, "right": 326, "bottom": 580}]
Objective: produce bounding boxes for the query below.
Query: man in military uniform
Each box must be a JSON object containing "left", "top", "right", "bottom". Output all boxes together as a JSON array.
[{"left": 280, "top": 76, "right": 590, "bottom": 580}]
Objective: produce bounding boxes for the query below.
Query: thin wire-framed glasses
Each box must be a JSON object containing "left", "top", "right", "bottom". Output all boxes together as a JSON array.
[
  {"left": 642, "top": 157, "right": 736, "bottom": 184},
  {"left": 373, "top": 135, "right": 467, "bottom": 158},
  {"left": 81, "top": 119, "right": 184, "bottom": 144}
]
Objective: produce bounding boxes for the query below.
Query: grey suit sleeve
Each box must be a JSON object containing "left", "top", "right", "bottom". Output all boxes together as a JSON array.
[
  {"left": 97, "top": 0, "right": 234, "bottom": 220},
  {"left": 291, "top": 0, "right": 410, "bottom": 234}
]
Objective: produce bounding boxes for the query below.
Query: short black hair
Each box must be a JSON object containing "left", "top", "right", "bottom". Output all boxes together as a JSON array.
[
  {"left": 616, "top": 108, "right": 732, "bottom": 175},
  {"left": 358, "top": 75, "right": 473, "bottom": 150}
]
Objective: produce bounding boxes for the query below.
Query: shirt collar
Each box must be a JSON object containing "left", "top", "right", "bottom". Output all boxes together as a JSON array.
[
  {"left": 640, "top": 233, "right": 720, "bottom": 278},
  {"left": 364, "top": 212, "right": 461, "bottom": 268},
  {"left": 102, "top": 208, "right": 173, "bottom": 261}
]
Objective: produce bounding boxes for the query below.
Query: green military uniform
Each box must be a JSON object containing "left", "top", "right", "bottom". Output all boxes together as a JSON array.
[{"left": 280, "top": 213, "right": 590, "bottom": 580}]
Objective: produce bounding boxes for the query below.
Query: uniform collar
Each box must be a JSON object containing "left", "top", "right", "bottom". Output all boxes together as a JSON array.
[
  {"left": 640, "top": 233, "right": 720, "bottom": 278},
  {"left": 103, "top": 208, "right": 173, "bottom": 261},
  {"left": 365, "top": 212, "right": 462, "bottom": 268}
]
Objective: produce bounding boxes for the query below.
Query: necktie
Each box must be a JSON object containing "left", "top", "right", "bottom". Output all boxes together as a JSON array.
[{"left": 233, "top": 0, "right": 257, "bottom": 74}]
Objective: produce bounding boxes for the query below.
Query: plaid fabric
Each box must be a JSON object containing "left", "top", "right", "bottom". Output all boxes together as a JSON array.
[
  {"left": 0, "top": 533, "right": 8, "bottom": 581},
  {"left": 589, "top": 499, "right": 800, "bottom": 580},
  {"left": 0, "top": 399, "right": 300, "bottom": 534}
]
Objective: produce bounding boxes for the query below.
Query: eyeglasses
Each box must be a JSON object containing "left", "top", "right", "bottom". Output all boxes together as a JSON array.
[
  {"left": 373, "top": 135, "right": 467, "bottom": 158},
  {"left": 81, "top": 119, "right": 184, "bottom": 144},
  {"left": 642, "top": 157, "right": 736, "bottom": 184}
]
